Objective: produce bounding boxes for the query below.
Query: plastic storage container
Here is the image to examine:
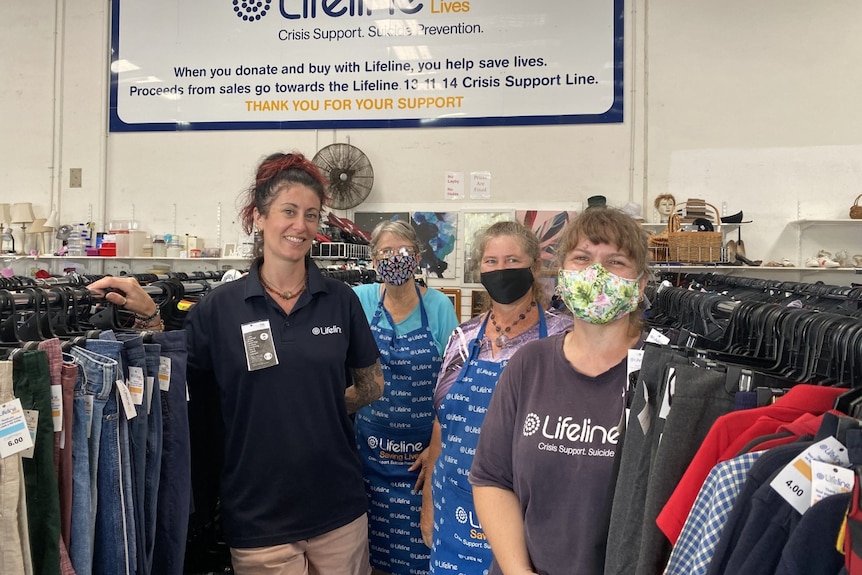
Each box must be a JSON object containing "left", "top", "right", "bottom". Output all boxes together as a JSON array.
[
  {"left": 66, "top": 224, "right": 86, "bottom": 256},
  {"left": 152, "top": 236, "right": 166, "bottom": 258}
]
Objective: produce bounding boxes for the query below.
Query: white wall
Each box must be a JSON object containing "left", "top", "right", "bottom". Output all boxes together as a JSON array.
[{"left": 2, "top": 0, "right": 861, "bottom": 284}]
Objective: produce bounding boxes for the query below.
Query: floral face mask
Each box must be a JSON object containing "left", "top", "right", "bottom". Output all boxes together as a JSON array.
[
  {"left": 376, "top": 253, "right": 418, "bottom": 286},
  {"left": 557, "top": 263, "right": 641, "bottom": 325}
]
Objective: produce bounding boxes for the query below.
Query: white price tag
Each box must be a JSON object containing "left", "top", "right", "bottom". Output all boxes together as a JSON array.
[
  {"left": 83, "top": 395, "right": 94, "bottom": 439},
  {"left": 646, "top": 329, "right": 671, "bottom": 345},
  {"left": 158, "top": 357, "right": 171, "bottom": 392},
  {"left": 770, "top": 436, "right": 850, "bottom": 515},
  {"left": 20, "top": 409, "right": 39, "bottom": 459},
  {"left": 146, "top": 376, "right": 155, "bottom": 415},
  {"left": 115, "top": 380, "right": 137, "bottom": 421},
  {"left": 0, "top": 399, "right": 34, "bottom": 459},
  {"left": 128, "top": 366, "right": 145, "bottom": 405},
  {"left": 51, "top": 384, "right": 63, "bottom": 432},
  {"left": 657, "top": 367, "right": 676, "bottom": 421},
  {"left": 811, "top": 460, "right": 855, "bottom": 506}
]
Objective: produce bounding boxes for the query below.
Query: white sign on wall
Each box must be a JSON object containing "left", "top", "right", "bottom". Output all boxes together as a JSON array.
[{"left": 110, "top": 0, "right": 623, "bottom": 131}]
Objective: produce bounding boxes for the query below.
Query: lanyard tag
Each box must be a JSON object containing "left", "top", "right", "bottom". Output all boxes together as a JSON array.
[
  {"left": 242, "top": 320, "right": 280, "bottom": 371},
  {"left": 770, "top": 436, "right": 850, "bottom": 515},
  {"left": 0, "top": 398, "right": 35, "bottom": 458},
  {"left": 159, "top": 357, "right": 171, "bottom": 392},
  {"left": 128, "top": 366, "right": 145, "bottom": 405}
]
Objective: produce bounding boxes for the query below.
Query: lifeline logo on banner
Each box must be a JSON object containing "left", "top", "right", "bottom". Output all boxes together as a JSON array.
[{"left": 110, "top": 0, "right": 623, "bottom": 131}]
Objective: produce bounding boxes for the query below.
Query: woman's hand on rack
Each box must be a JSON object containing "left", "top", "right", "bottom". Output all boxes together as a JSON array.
[{"left": 88, "top": 276, "right": 162, "bottom": 330}]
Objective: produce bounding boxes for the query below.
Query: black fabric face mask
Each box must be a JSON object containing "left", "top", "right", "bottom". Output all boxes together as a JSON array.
[{"left": 480, "top": 268, "right": 534, "bottom": 305}]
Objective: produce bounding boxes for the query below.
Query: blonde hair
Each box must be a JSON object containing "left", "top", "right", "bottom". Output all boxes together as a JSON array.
[{"left": 471, "top": 221, "right": 546, "bottom": 310}]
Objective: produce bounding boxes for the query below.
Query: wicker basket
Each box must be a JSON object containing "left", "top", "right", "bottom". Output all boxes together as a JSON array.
[
  {"left": 851, "top": 194, "right": 862, "bottom": 219},
  {"left": 665, "top": 213, "right": 723, "bottom": 263}
]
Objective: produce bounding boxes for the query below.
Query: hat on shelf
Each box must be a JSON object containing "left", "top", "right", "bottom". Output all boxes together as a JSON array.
[
  {"left": 621, "top": 202, "right": 645, "bottom": 222},
  {"left": 587, "top": 195, "right": 607, "bottom": 208}
]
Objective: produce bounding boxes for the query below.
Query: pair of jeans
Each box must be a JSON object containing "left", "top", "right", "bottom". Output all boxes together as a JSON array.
[
  {"left": 71, "top": 339, "right": 129, "bottom": 573},
  {"left": 13, "top": 350, "right": 61, "bottom": 575},
  {"left": 58, "top": 362, "right": 77, "bottom": 550},
  {"left": 0, "top": 360, "right": 29, "bottom": 575},
  {"left": 143, "top": 342, "right": 164, "bottom": 575},
  {"left": 115, "top": 333, "right": 150, "bottom": 575},
  {"left": 150, "top": 330, "right": 191, "bottom": 575},
  {"left": 87, "top": 336, "right": 136, "bottom": 575}
]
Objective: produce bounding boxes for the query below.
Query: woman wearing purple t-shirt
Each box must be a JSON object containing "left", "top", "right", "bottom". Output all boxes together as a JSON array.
[
  {"left": 470, "top": 208, "right": 650, "bottom": 575},
  {"left": 421, "top": 221, "right": 572, "bottom": 575}
]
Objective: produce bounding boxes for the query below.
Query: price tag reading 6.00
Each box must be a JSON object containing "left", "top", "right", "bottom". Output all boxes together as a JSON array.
[{"left": 0, "top": 398, "right": 35, "bottom": 459}]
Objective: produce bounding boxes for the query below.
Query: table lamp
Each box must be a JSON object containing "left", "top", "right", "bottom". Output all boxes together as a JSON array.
[
  {"left": 27, "top": 218, "right": 49, "bottom": 255},
  {"left": 43, "top": 209, "right": 58, "bottom": 255},
  {"left": 0, "top": 204, "right": 13, "bottom": 253},
  {"left": 10, "top": 202, "right": 35, "bottom": 254}
]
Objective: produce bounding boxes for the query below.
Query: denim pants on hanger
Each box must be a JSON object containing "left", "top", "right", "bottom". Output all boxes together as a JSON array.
[
  {"left": 150, "top": 330, "right": 191, "bottom": 575},
  {"left": 80, "top": 337, "right": 136, "bottom": 575},
  {"left": 0, "top": 360, "right": 28, "bottom": 575},
  {"left": 13, "top": 350, "right": 61, "bottom": 575},
  {"left": 66, "top": 352, "right": 96, "bottom": 575},
  {"left": 115, "top": 332, "right": 150, "bottom": 575},
  {"left": 143, "top": 341, "right": 164, "bottom": 575}
]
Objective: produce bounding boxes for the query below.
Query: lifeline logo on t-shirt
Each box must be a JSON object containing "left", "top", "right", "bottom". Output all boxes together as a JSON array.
[
  {"left": 523, "top": 412, "right": 618, "bottom": 457},
  {"left": 311, "top": 324, "right": 343, "bottom": 336}
]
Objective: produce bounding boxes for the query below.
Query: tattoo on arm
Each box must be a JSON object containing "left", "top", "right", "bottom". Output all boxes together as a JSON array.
[{"left": 346, "top": 361, "right": 384, "bottom": 413}]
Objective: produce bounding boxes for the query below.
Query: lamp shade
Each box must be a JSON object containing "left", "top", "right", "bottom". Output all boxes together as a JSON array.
[
  {"left": 43, "top": 209, "right": 58, "bottom": 229},
  {"left": 0, "top": 204, "right": 10, "bottom": 225},
  {"left": 10, "top": 202, "right": 35, "bottom": 224},
  {"left": 28, "top": 218, "right": 48, "bottom": 233}
]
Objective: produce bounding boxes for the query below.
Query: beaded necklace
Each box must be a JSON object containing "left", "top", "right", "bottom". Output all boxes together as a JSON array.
[
  {"left": 489, "top": 301, "right": 536, "bottom": 347},
  {"left": 260, "top": 272, "right": 307, "bottom": 301}
]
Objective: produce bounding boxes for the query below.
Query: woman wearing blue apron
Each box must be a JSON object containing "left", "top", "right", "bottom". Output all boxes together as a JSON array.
[
  {"left": 422, "top": 221, "right": 573, "bottom": 575},
  {"left": 353, "top": 221, "right": 459, "bottom": 575}
]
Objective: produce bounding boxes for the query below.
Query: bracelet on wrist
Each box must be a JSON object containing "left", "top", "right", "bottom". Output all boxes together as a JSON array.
[
  {"left": 134, "top": 307, "right": 160, "bottom": 323},
  {"left": 135, "top": 317, "right": 164, "bottom": 332}
]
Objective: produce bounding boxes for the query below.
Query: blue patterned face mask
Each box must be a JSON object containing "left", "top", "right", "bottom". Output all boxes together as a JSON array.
[
  {"left": 557, "top": 263, "right": 641, "bottom": 325},
  {"left": 376, "top": 254, "right": 418, "bottom": 286}
]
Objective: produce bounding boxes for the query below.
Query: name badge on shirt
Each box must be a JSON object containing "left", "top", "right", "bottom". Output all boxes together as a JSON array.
[{"left": 242, "top": 319, "right": 280, "bottom": 372}]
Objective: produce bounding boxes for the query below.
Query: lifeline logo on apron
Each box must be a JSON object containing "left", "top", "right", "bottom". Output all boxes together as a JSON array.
[
  {"left": 430, "top": 310, "right": 548, "bottom": 575},
  {"left": 356, "top": 287, "right": 442, "bottom": 574}
]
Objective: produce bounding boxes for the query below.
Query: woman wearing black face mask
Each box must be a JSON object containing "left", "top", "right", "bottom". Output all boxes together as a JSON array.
[{"left": 420, "top": 221, "right": 572, "bottom": 575}]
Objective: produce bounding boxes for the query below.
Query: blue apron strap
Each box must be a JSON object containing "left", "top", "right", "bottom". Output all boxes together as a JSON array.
[
  {"left": 537, "top": 303, "right": 548, "bottom": 339},
  {"left": 454, "top": 313, "right": 490, "bottom": 382}
]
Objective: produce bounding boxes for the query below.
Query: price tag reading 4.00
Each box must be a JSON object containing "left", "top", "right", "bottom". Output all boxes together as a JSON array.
[
  {"left": 770, "top": 436, "right": 850, "bottom": 515},
  {"left": 0, "top": 398, "right": 35, "bottom": 459}
]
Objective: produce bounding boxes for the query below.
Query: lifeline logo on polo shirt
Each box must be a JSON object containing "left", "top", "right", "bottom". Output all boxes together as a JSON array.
[
  {"left": 311, "top": 324, "right": 343, "bottom": 336},
  {"left": 523, "top": 412, "right": 618, "bottom": 458}
]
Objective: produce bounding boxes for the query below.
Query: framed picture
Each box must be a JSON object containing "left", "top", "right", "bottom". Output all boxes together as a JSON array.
[
  {"left": 438, "top": 288, "right": 462, "bottom": 322},
  {"left": 471, "top": 290, "right": 488, "bottom": 318},
  {"left": 411, "top": 211, "right": 458, "bottom": 280},
  {"left": 516, "top": 210, "right": 578, "bottom": 272},
  {"left": 462, "top": 211, "right": 515, "bottom": 284}
]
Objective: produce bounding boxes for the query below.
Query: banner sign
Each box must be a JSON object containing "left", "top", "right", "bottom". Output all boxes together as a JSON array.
[{"left": 109, "top": 0, "right": 623, "bottom": 131}]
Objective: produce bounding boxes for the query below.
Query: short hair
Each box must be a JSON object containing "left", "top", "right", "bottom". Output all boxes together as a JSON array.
[
  {"left": 370, "top": 220, "right": 422, "bottom": 256},
  {"left": 556, "top": 208, "right": 651, "bottom": 331},
  {"left": 653, "top": 193, "right": 676, "bottom": 211}
]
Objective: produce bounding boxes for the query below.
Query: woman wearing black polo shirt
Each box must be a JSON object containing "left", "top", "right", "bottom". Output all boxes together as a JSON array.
[{"left": 184, "top": 152, "right": 384, "bottom": 574}]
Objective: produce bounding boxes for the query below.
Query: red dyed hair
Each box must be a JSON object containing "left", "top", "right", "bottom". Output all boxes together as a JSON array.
[{"left": 239, "top": 152, "right": 329, "bottom": 234}]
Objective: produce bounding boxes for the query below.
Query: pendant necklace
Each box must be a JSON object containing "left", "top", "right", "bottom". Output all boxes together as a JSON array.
[
  {"left": 489, "top": 301, "right": 535, "bottom": 348},
  {"left": 260, "top": 272, "right": 307, "bottom": 301}
]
